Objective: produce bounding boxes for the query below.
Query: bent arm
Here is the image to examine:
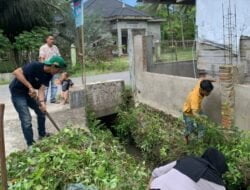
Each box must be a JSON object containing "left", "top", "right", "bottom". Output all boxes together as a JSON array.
[
  {"left": 148, "top": 161, "right": 177, "bottom": 190},
  {"left": 152, "top": 161, "right": 177, "bottom": 179},
  {"left": 13, "top": 68, "right": 33, "bottom": 90}
]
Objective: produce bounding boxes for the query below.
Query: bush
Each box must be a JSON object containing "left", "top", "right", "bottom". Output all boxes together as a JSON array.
[
  {"left": 14, "top": 27, "right": 51, "bottom": 64},
  {"left": 113, "top": 102, "right": 250, "bottom": 190},
  {"left": 0, "top": 30, "right": 15, "bottom": 73},
  {"left": 6, "top": 127, "right": 149, "bottom": 190}
]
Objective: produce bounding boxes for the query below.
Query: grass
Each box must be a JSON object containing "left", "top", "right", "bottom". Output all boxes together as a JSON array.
[
  {"left": 157, "top": 47, "right": 194, "bottom": 62},
  {"left": 68, "top": 56, "right": 129, "bottom": 77},
  {"left": 0, "top": 80, "right": 10, "bottom": 86}
]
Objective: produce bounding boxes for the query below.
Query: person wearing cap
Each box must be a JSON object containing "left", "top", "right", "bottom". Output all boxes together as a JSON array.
[
  {"left": 183, "top": 79, "right": 214, "bottom": 144},
  {"left": 9, "top": 56, "right": 67, "bottom": 146},
  {"left": 149, "top": 148, "right": 228, "bottom": 190},
  {"left": 39, "top": 35, "right": 61, "bottom": 103}
]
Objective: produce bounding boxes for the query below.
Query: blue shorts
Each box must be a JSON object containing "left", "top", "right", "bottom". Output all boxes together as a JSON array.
[{"left": 183, "top": 114, "right": 205, "bottom": 138}]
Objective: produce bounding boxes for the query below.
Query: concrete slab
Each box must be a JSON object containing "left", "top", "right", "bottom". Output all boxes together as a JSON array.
[{"left": 4, "top": 106, "right": 86, "bottom": 156}]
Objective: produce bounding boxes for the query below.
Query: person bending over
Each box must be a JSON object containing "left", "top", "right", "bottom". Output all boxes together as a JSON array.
[
  {"left": 149, "top": 148, "right": 228, "bottom": 190},
  {"left": 9, "top": 56, "right": 67, "bottom": 146},
  {"left": 183, "top": 80, "right": 214, "bottom": 144}
]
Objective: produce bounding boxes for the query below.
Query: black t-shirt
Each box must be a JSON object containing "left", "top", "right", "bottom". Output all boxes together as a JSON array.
[
  {"left": 9, "top": 62, "right": 53, "bottom": 95},
  {"left": 62, "top": 79, "right": 73, "bottom": 92}
]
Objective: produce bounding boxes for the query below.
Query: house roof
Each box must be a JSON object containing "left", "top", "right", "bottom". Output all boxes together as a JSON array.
[
  {"left": 85, "top": 0, "right": 151, "bottom": 19},
  {"left": 137, "top": 0, "right": 195, "bottom": 5}
]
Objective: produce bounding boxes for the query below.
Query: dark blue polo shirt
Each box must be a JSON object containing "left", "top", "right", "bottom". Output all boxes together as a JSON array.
[{"left": 9, "top": 62, "right": 53, "bottom": 95}]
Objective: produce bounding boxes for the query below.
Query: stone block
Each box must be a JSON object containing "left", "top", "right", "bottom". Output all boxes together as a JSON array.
[
  {"left": 86, "top": 80, "right": 125, "bottom": 117},
  {"left": 69, "top": 86, "right": 86, "bottom": 109}
]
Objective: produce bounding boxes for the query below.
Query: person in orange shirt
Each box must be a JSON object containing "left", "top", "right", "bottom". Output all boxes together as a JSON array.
[{"left": 183, "top": 80, "right": 214, "bottom": 144}]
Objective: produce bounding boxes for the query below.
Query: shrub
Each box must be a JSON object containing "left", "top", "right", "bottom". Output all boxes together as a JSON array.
[
  {"left": 0, "top": 30, "right": 15, "bottom": 73},
  {"left": 114, "top": 101, "right": 250, "bottom": 190},
  {"left": 6, "top": 127, "right": 149, "bottom": 190},
  {"left": 14, "top": 27, "right": 50, "bottom": 64}
]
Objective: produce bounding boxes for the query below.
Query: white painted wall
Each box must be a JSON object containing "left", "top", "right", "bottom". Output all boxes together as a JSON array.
[{"left": 196, "top": 0, "right": 250, "bottom": 51}]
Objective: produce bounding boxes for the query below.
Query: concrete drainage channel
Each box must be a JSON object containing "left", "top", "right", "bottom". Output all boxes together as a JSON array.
[
  {"left": 4, "top": 79, "right": 250, "bottom": 189},
  {"left": 83, "top": 79, "right": 144, "bottom": 160},
  {"left": 97, "top": 113, "right": 143, "bottom": 161},
  {"left": 4, "top": 80, "right": 124, "bottom": 155}
]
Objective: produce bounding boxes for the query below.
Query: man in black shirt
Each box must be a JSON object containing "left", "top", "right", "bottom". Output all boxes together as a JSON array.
[{"left": 9, "top": 56, "right": 67, "bottom": 146}]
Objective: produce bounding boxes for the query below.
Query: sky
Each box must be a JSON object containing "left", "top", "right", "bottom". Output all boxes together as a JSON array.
[{"left": 124, "top": 0, "right": 137, "bottom": 6}]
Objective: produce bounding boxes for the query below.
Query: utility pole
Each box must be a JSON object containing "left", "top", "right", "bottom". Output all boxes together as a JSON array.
[{"left": 73, "top": 0, "right": 86, "bottom": 87}]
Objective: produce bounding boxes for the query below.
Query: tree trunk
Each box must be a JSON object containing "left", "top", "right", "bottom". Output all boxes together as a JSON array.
[
  {"left": 13, "top": 48, "right": 20, "bottom": 66},
  {"left": 180, "top": 15, "right": 186, "bottom": 49}
]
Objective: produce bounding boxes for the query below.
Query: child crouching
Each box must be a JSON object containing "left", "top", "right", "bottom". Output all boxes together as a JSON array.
[{"left": 59, "top": 72, "right": 73, "bottom": 104}]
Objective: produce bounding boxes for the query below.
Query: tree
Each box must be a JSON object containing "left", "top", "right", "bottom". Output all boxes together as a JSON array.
[
  {"left": 136, "top": 3, "right": 195, "bottom": 42},
  {"left": 84, "top": 14, "right": 114, "bottom": 62},
  {"left": 0, "top": 0, "right": 75, "bottom": 65},
  {"left": 0, "top": 0, "right": 73, "bottom": 42}
]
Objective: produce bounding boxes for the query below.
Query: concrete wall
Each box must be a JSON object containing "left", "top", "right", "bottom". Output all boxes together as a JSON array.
[
  {"left": 133, "top": 35, "right": 222, "bottom": 123},
  {"left": 86, "top": 80, "right": 125, "bottom": 117},
  {"left": 133, "top": 35, "right": 250, "bottom": 130},
  {"left": 148, "top": 60, "right": 197, "bottom": 78},
  {"left": 235, "top": 84, "right": 250, "bottom": 130},
  {"left": 136, "top": 72, "right": 222, "bottom": 122},
  {"left": 240, "top": 36, "right": 250, "bottom": 82},
  {"left": 112, "top": 21, "right": 148, "bottom": 31},
  {"left": 147, "top": 22, "right": 161, "bottom": 43},
  {"left": 0, "top": 73, "right": 13, "bottom": 82}
]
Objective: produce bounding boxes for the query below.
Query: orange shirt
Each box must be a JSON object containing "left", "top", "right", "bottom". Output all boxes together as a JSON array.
[{"left": 183, "top": 81, "right": 204, "bottom": 116}]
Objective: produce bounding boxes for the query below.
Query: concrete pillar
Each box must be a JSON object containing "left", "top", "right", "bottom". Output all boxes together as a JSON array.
[
  {"left": 71, "top": 44, "right": 77, "bottom": 67},
  {"left": 219, "top": 65, "right": 236, "bottom": 128},
  {"left": 155, "top": 41, "right": 161, "bottom": 61},
  {"left": 128, "top": 29, "right": 135, "bottom": 93},
  {"left": 117, "top": 27, "right": 123, "bottom": 56}
]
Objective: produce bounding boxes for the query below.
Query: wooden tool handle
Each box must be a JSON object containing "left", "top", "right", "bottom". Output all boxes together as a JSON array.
[{"left": 0, "top": 104, "right": 8, "bottom": 190}]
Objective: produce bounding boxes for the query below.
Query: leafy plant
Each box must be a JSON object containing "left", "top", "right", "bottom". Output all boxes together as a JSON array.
[
  {"left": 0, "top": 30, "right": 12, "bottom": 53},
  {"left": 0, "top": 30, "right": 15, "bottom": 73},
  {"left": 13, "top": 27, "right": 51, "bottom": 64},
  {"left": 5, "top": 127, "right": 149, "bottom": 190},
  {"left": 113, "top": 102, "right": 250, "bottom": 189},
  {"left": 14, "top": 27, "right": 50, "bottom": 52}
]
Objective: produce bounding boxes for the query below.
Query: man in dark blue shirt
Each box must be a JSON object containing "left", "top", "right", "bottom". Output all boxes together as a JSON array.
[{"left": 9, "top": 56, "right": 67, "bottom": 146}]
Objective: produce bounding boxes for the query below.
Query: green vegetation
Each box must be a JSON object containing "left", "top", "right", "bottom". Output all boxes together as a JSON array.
[
  {"left": 0, "top": 80, "right": 10, "bottom": 86},
  {"left": 14, "top": 27, "right": 51, "bottom": 65},
  {"left": 68, "top": 57, "right": 129, "bottom": 77},
  {"left": 0, "top": 30, "right": 15, "bottom": 74},
  {"left": 0, "top": 63, "right": 16, "bottom": 74},
  {"left": 157, "top": 47, "right": 194, "bottom": 62},
  {"left": 0, "top": 0, "right": 73, "bottom": 42},
  {"left": 111, "top": 92, "right": 250, "bottom": 190},
  {"left": 6, "top": 127, "right": 149, "bottom": 190},
  {"left": 3, "top": 88, "right": 250, "bottom": 190},
  {"left": 1, "top": 1, "right": 74, "bottom": 66},
  {"left": 137, "top": 4, "right": 195, "bottom": 41},
  {"left": 85, "top": 15, "right": 115, "bottom": 62}
]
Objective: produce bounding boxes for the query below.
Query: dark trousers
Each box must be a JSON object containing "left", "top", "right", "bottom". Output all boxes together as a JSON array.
[{"left": 11, "top": 94, "right": 46, "bottom": 146}]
